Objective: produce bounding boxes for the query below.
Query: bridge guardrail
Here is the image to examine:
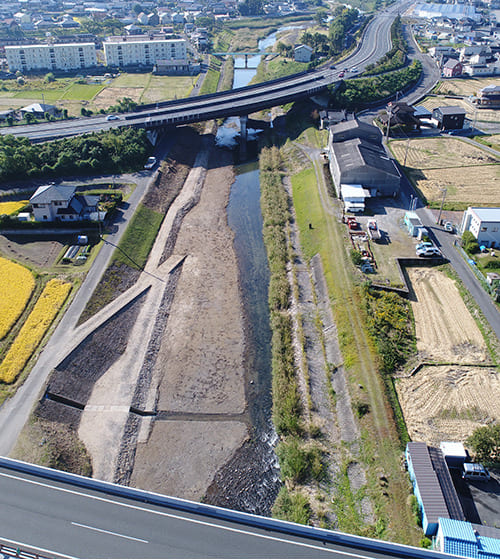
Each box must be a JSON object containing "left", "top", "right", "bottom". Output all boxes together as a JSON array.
[{"left": 0, "top": 456, "right": 454, "bottom": 559}]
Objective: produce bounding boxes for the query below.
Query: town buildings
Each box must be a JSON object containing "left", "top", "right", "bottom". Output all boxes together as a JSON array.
[{"left": 103, "top": 36, "right": 187, "bottom": 68}]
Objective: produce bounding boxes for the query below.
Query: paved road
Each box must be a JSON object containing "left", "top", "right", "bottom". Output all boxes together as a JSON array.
[
  {"left": 0, "top": 135, "right": 174, "bottom": 456},
  {"left": 0, "top": 466, "right": 444, "bottom": 559}
]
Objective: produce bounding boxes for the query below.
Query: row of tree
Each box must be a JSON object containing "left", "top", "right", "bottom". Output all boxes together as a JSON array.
[
  {"left": 329, "top": 60, "right": 422, "bottom": 108},
  {"left": 0, "top": 128, "right": 151, "bottom": 182}
]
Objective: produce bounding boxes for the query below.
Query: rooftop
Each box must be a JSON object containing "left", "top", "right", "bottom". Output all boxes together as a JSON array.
[{"left": 469, "top": 207, "right": 500, "bottom": 222}]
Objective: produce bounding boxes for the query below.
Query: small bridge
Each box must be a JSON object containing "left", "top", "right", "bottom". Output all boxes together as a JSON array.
[{"left": 213, "top": 51, "right": 279, "bottom": 67}]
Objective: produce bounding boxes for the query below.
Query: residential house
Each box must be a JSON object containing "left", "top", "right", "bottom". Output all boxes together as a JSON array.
[
  {"left": 294, "top": 44, "right": 312, "bottom": 63},
  {"left": 460, "top": 207, "right": 500, "bottom": 248},
  {"left": 477, "top": 84, "right": 500, "bottom": 107},
  {"left": 328, "top": 119, "right": 401, "bottom": 198},
  {"left": 436, "top": 518, "right": 500, "bottom": 557},
  {"left": 20, "top": 102, "right": 58, "bottom": 117},
  {"left": 30, "top": 184, "right": 101, "bottom": 222},
  {"left": 432, "top": 106, "right": 466, "bottom": 129},
  {"left": 379, "top": 101, "right": 420, "bottom": 131},
  {"left": 442, "top": 58, "right": 463, "bottom": 77}
]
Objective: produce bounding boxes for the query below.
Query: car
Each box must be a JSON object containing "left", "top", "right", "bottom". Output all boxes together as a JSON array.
[
  {"left": 462, "top": 463, "right": 490, "bottom": 482},
  {"left": 350, "top": 66, "right": 358, "bottom": 72},
  {"left": 416, "top": 241, "right": 434, "bottom": 251},
  {"left": 338, "top": 71, "right": 345, "bottom": 78},
  {"left": 106, "top": 115, "right": 120, "bottom": 121},
  {"left": 444, "top": 221, "right": 454, "bottom": 233},
  {"left": 417, "top": 247, "right": 441, "bottom": 257},
  {"left": 144, "top": 156, "right": 157, "bottom": 169},
  {"left": 329, "top": 64, "right": 336, "bottom": 69}
]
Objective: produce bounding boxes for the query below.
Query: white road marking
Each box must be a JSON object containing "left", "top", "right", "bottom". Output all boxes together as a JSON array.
[
  {"left": 0, "top": 535, "right": 75, "bottom": 558},
  {"left": 0, "top": 472, "right": 373, "bottom": 558},
  {"left": 71, "top": 522, "right": 148, "bottom": 543}
]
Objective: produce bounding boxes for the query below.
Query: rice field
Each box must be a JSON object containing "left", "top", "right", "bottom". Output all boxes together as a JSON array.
[
  {"left": 0, "top": 256, "right": 35, "bottom": 340},
  {"left": 0, "top": 278, "right": 71, "bottom": 383},
  {"left": 0, "top": 201, "right": 28, "bottom": 215},
  {"left": 390, "top": 137, "right": 500, "bottom": 207}
]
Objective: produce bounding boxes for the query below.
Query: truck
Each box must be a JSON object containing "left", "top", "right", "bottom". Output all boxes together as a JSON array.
[{"left": 367, "top": 220, "right": 381, "bottom": 241}]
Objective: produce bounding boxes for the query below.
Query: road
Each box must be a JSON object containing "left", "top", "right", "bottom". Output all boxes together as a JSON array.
[
  {"left": 0, "top": 134, "right": 174, "bottom": 457},
  {"left": 0, "top": 465, "right": 446, "bottom": 559},
  {"left": 1, "top": 3, "right": 405, "bottom": 142}
]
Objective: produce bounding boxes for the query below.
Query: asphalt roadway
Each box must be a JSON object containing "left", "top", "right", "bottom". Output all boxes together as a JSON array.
[{"left": 0, "top": 466, "right": 440, "bottom": 559}]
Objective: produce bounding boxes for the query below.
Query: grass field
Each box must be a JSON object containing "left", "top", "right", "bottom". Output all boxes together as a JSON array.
[
  {"left": 389, "top": 137, "right": 500, "bottom": 208},
  {"left": 0, "top": 73, "right": 196, "bottom": 116},
  {"left": 288, "top": 134, "right": 422, "bottom": 545}
]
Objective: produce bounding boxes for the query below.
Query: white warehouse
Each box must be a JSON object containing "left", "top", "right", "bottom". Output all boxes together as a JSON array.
[
  {"left": 460, "top": 207, "right": 500, "bottom": 249},
  {"left": 103, "top": 37, "right": 187, "bottom": 69},
  {"left": 5, "top": 43, "right": 97, "bottom": 72}
]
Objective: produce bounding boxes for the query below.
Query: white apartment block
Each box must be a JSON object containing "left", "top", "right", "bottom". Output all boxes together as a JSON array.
[
  {"left": 103, "top": 37, "right": 187, "bottom": 68},
  {"left": 5, "top": 43, "right": 97, "bottom": 72}
]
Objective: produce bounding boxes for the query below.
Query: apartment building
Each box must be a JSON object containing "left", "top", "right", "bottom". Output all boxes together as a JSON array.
[
  {"left": 103, "top": 37, "right": 187, "bottom": 68},
  {"left": 5, "top": 43, "right": 97, "bottom": 72}
]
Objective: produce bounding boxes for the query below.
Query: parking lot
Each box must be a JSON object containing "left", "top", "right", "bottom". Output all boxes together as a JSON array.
[{"left": 451, "top": 467, "right": 500, "bottom": 528}]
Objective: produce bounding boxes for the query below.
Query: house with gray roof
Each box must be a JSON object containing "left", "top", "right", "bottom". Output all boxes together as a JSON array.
[
  {"left": 30, "top": 184, "right": 100, "bottom": 222},
  {"left": 328, "top": 119, "right": 401, "bottom": 197}
]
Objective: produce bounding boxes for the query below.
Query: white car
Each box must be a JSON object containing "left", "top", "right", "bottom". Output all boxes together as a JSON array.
[
  {"left": 417, "top": 247, "right": 441, "bottom": 258},
  {"left": 144, "top": 156, "right": 157, "bottom": 169},
  {"left": 106, "top": 114, "right": 120, "bottom": 121}
]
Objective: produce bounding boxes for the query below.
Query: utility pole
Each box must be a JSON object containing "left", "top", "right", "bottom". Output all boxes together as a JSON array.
[
  {"left": 404, "top": 136, "right": 410, "bottom": 167},
  {"left": 437, "top": 187, "right": 447, "bottom": 225},
  {"left": 385, "top": 102, "right": 392, "bottom": 142}
]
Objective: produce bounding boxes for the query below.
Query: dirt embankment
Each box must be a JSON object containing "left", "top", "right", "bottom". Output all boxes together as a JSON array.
[{"left": 15, "top": 126, "right": 278, "bottom": 512}]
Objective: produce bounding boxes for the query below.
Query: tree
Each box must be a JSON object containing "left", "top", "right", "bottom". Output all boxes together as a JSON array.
[
  {"left": 239, "top": 0, "right": 264, "bottom": 16},
  {"left": 133, "top": 3, "right": 142, "bottom": 14},
  {"left": 45, "top": 72, "right": 55, "bottom": 83},
  {"left": 466, "top": 423, "right": 500, "bottom": 463},
  {"left": 314, "top": 8, "right": 328, "bottom": 27},
  {"left": 462, "top": 230, "right": 479, "bottom": 254}
]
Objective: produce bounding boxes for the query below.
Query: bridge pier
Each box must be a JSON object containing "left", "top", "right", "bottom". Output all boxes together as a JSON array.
[
  {"left": 239, "top": 115, "right": 248, "bottom": 160},
  {"left": 244, "top": 54, "right": 248, "bottom": 68}
]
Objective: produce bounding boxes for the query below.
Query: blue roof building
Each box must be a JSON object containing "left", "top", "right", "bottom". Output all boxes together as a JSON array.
[{"left": 437, "top": 518, "right": 500, "bottom": 558}]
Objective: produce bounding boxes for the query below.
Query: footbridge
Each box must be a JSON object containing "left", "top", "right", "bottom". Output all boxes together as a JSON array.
[{"left": 0, "top": 457, "right": 454, "bottom": 559}]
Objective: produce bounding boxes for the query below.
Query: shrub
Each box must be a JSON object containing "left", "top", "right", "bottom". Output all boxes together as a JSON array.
[
  {"left": 0, "top": 256, "right": 35, "bottom": 340},
  {"left": 462, "top": 230, "right": 480, "bottom": 254},
  {"left": 466, "top": 423, "right": 500, "bottom": 464},
  {"left": 276, "top": 438, "right": 325, "bottom": 483},
  {"left": 350, "top": 249, "right": 363, "bottom": 266},
  {"left": 0, "top": 278, "right": 71, "bottom": 383},
  {"left": 272, "top": 486, "right": 311, "bottom": 525}
]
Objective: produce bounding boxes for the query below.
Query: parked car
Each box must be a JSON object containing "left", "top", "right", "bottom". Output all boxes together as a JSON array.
[
  {"left": 462, "top": 463, "right": 490, "bottom": 482},
  {"left": 417, "top": 247, "right": 441, "bottom": 258},
  {"left": 416, "top": 241, "right": 434, "bottom": 251},
  {"left": 144, "top": 156, "right": 157, "bottom": 169},
  {"left": 106, "top": 114, "right": 120, "bottom": 121}
]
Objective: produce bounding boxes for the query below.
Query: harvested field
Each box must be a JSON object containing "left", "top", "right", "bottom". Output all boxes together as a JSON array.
[
  {"left": 0, "top": 234, "right": 73, "bottom": 268},
  {"left": 408, "top": 166, "right": 500, "bottom": 207},
  {"left": 433, "top": 77, "right": 500, "bottom": 98},
  {"left": 390, "top": 137, "right": 498, "bottom": 169},
  {"left": 390, "top": 138, "right": 500, "bottom": 206},
  {"left": 396, "top": 365, "right": 500, "bottom": 445},
  {"left": 92, "top": 87, "right": 143, "bottom": 111},
  {"left": 396, "top": 266, "right": 499, "bottom": 446},
  {"left": 407, "top": 267, "right": 488, "bottom": 363}
]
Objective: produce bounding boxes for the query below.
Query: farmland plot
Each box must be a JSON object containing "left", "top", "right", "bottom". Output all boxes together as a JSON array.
[{"left": 395, "top": 267, "right": 498, "bottom": 445}]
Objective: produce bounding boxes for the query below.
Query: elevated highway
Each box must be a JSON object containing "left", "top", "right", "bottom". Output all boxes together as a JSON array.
[
  {"left": 0, "top": 457, "right": 453, "bottom": 559},
  {"left": 1, "top": 3, "right": 404, "bottom": 143}
]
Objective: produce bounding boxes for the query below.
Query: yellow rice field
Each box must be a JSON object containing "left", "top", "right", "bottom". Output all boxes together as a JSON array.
[
  {"left": 0, "top": 256, "right": 35, "bottom": 340},
  {"left": 0, "top": 201, "right": 28, "bottom": 215},
  {"left": 0, "top": 278, "right": 71, "bottom": 383}
]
